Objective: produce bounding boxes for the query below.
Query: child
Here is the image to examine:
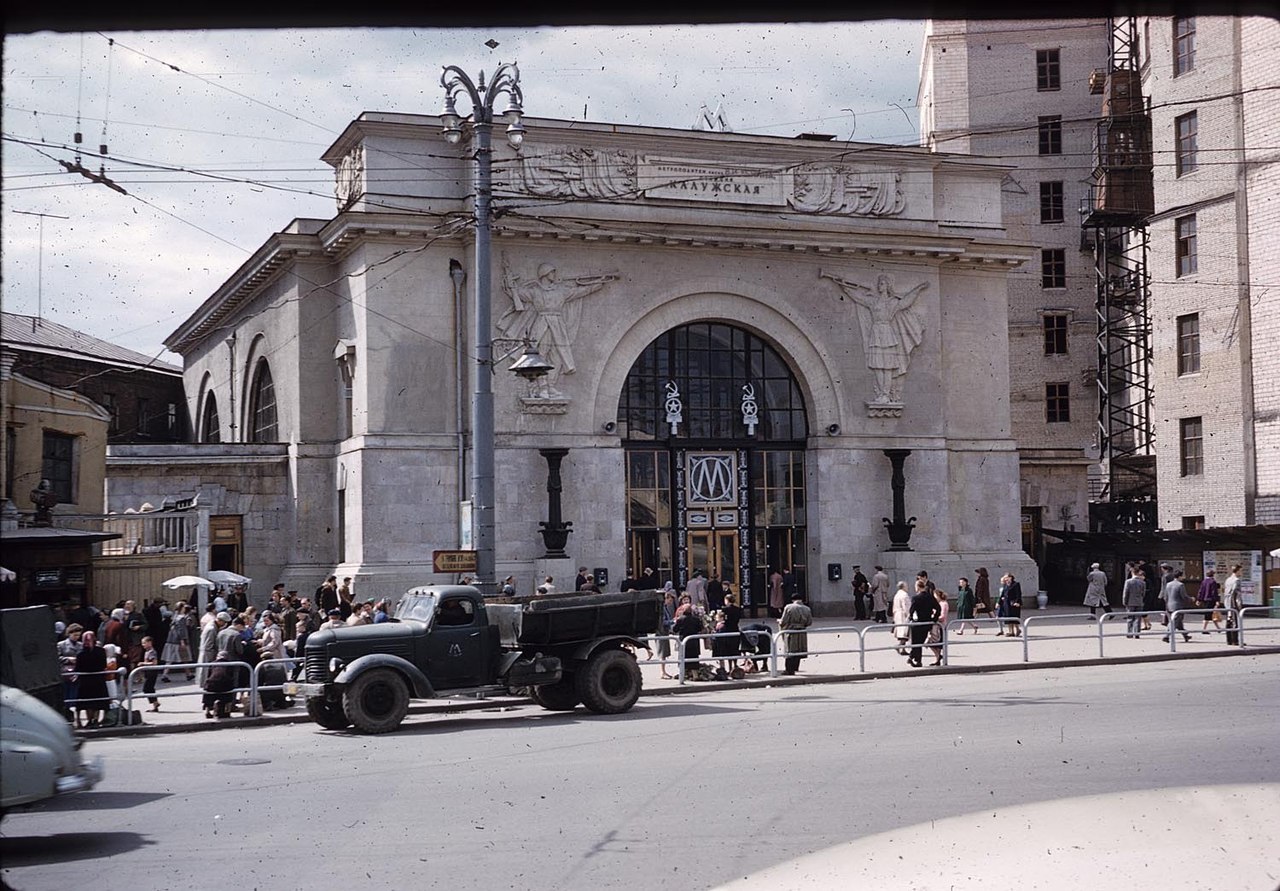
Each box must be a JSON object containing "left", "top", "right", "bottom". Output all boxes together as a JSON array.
[{"left": 141, "top": 635, "right": 161, "bottom": 711}]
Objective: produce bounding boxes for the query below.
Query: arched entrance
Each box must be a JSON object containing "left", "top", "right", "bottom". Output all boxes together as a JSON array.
[{"left": 618, "top": 322, "right": 808, "bottom": 610}]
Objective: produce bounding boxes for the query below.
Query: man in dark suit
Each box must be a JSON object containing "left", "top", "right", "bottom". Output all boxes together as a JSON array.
[
  {"left": 907, "top": 583, "right": 941, "bottom": 668},
  {"left": 851, "top": 565, "right": 869, "bottom": 620}
]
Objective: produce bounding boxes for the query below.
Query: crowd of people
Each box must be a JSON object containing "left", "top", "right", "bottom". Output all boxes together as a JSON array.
[
  {"left": 52, "top": 576, "right": 395, "bottom": 723},
  {"left": 50, "top": 559, "right": 1248, "bottom": 724},
  {"left": 1085, "top": 559, "right": 1246, "bottom": 643}
]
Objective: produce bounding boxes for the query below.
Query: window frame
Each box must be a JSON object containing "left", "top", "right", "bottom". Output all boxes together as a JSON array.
[
  {"left": 1179, "top": 416, "right": 1203, "bottom": 476},
  {"left": 1176, "top": 313, "right": 1201, "bottom": 376},
  {"left": 41, "top": 430, "right": 78, "bottom": 504},
  {"left": 1173, "top": 17, "right": 1196, "bottom": 77},
  {"left": 1045, "top": 382, "right": 1071, "bottom": 424},
  {"left": 1043, "top": 314, "right": 1069, "bottom": 355},
  {"left": 1037, "top": 115, "right": 1063, "bottom": 155},
  {"left": 1039, "top": 181, "right": 1065, "bottom": 223},
  {"left": 201, "top": 393, "right": 221, "bottom": 443},
  {"left": 248, "top": 359, "right": 279, "bottom": 443},
  {"left": 1175, "top": 110, "right": 1198, "bottom": 176},
  {"left": 1176, "top": 215, "right": 1198, "bottom": 277},
  {"left": 1040, "top": 248, "right": 1067, "bottom": 289},
  {"left": 1036, "top": 48, "right": 1061, "bottom": 91}
]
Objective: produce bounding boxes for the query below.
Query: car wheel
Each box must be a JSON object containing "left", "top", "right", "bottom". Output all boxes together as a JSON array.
[
  {"left": 576, "top": 649, "right": 642, "bottom": 714},
  {"left": 306, "top": 696, "right": 350, "bottom": 730},
  {"left": 342, "top": 668, "right": 410, "bottom": 733},
  {"left": 529, "top": 675, "right": 579, "bottom": 711}
]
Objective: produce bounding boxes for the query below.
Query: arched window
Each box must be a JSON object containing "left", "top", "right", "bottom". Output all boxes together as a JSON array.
[
  {"left": 247, "top": 359, "right": 279, "bottom": 443},
  {"left": 201, "top": 394, "right": 221, "bottom": 443}
]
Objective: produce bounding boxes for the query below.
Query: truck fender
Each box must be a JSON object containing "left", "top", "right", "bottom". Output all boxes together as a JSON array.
[
  {"left": 333, "top": 654, "right": 435, "bottom": 699},
  {"left": 566, "top": 636, "right": 644, "bottom": 664}
]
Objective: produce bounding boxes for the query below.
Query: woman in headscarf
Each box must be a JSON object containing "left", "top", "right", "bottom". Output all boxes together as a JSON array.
[
  {"left": 162, "top": 601, "right": 195, "bottom": 680},
  {"left": 671, "top": 595, "right": 703, "bottom": 669},
  {"left": 73, "top": 630, "right": 110, "bottom": 729},
  {"left": 974, "top": 567, "right": 993, "bottom": 631}
]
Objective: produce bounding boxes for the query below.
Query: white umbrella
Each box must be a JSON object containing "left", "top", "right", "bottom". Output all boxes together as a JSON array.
[
  {"left": 1270, "top": 548, "right": 1279, "bottom": 559},
  {"left": 0, "top": 566, "right": 15, "bottom": 582},
  {"left": 207, "top": 570, "right": 252, "bottom": 585},
  {"left": 162, "top": 575, "right": 215, "bottom": 589}
]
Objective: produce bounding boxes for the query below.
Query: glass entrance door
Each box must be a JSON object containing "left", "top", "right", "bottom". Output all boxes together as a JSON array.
[{"left": 688, "top": 528, "right": 740, "bottom": 587}]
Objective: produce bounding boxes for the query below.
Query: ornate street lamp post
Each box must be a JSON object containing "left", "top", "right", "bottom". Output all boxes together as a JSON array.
[{"left": 439, "top": 63, "right": 531, "bottom": 597}]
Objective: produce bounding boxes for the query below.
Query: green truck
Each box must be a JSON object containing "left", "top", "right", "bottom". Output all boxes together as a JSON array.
[{"left": 292, "top": 585, "right": 661, "bottom": 733}]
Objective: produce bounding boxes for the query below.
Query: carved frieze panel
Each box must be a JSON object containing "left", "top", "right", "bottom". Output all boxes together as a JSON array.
[{"left": 508, "top": 144, "right": 906, "bottom": 215}]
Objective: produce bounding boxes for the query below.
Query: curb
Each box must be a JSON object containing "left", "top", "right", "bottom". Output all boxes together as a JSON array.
[{"left": 80, "top": 644, "right": 1280, "bottom": 739}]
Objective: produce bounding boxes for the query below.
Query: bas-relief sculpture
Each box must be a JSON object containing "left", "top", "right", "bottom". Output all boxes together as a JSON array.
[
  {"left": 511, "top": 145, "right": 905, "bottom": 216},
  {"left": 335, "top": 144, "right": 365, "bottom": 210},
  {"left": 822, "top": 271, "right": 929, "bottom": 416},
  {"left": 789, "top": 165, "right": 906, "bottom": 216},
  {"left": 498, "top": 260, "right": 619, "bottom": 401}
]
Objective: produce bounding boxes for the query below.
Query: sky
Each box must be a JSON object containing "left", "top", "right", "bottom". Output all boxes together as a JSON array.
[{"left": 2, "top": 22, "right": 925, "bottom": 363}]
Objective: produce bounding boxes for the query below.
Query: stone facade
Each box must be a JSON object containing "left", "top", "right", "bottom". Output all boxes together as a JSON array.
[{"left": 153, "top": 113, "right": 1039, "bottom": 613}]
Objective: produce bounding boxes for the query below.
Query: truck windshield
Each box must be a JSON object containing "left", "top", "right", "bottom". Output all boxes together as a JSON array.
[{"left": 394, "top": 592, "right": 439, "bottom": 624}]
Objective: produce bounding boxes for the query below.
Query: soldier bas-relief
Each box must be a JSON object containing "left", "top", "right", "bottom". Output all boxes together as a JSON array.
[
  {"left": 822, "top": 270, "right": 928, "bottom": 416},
  {"left": 498, "top": 260, "right": 619, "bottom": 400}
]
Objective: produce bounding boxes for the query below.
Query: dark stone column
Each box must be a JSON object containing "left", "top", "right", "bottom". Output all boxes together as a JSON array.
[
  {"left": 538, "top": 448, "right": 573, "bottom": 558},
  {"left": 882, "top": 448, "right": 916, "bottom": 551}
]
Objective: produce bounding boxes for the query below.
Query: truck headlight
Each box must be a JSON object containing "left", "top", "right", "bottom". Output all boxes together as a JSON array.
[{"left": 328, "top": 657, "right": 345, "bottom": 676}]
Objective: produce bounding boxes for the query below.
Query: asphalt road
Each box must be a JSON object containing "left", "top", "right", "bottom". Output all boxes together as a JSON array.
[{"left": 4, "top": 657, "right": 1278, "bottom": 891}]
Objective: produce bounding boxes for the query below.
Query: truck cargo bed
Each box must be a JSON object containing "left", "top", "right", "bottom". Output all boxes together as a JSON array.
[{"left": 491, "top": 589, "right": 662, "bottom": 647}]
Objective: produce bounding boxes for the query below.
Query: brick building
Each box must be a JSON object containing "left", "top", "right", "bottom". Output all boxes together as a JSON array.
[{"left": 918, "top": 16, "right": 1279, "bottom": 548}]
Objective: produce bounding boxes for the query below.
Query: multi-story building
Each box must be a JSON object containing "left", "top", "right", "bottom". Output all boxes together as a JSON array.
[
  {"left": 918, "top": 19, "right": 1109, "bottom": 562},
  {"left": 1140, "top": 15, "right": 1279, "bottom": 529},
  {"left": 919, "top": 15, "right": 1279, "bottom": 538}
]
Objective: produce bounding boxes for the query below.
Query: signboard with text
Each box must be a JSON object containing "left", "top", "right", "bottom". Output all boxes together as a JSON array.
[
  {"left": 640, "top": 158, "right": 788, "bottom": 206},
  {"left": 1203, "top": 550, "right": 1264, "bottom": 605},
  {"left": 433, "top": 550, "right": 478, "bottom": 574}
]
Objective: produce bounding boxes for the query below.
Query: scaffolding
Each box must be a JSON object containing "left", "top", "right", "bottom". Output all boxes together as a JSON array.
[{"left": 1081, "top": 18, "right": 1157, "bottom": 532}]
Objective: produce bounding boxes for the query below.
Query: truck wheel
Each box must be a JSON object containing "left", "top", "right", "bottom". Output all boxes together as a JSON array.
[
  {"left": 577, "top": 649, "right": 642, "bottom": 714},
  {"left": 306, "top": 697, "right": 351, "bottom": 730},
  {"left": 342, "top": 669, "right": 410, "bottom": 733},
  {"left": 530, "top": 676, "right": 579, "bottom": 711}
]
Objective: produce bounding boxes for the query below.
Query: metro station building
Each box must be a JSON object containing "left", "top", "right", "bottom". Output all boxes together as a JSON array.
[{"left": 137, "top": 112, "right": 1040, "bottom": 613}]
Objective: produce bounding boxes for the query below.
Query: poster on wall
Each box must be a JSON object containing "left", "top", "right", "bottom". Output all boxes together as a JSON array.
[{"left": 1202, "top": 550, "right": 1264, "bottom": 605}]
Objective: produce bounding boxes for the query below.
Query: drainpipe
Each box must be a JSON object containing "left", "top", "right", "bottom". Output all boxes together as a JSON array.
[
  {"left": 450, "top": 259, "right": 468, "bottom": 545},
  {"left": 1231, "top": 18, "right": 1256, "bottom": 523},
  {"left": 226, "top": 334, "right": 237, "bottom": 442}
]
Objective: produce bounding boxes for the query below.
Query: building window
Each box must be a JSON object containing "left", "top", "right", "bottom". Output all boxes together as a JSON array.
[
  {"left": 1143, "top": 20, "right": 1151, "bottom": 67},
  {"left": 1174, "top": 17, "right": 1196, "bottom": 76},
  {"left": 1182, "top": 515, "right": 1205, "bottom": 530},
  {"left": 201, "top": 394, "right": 221, "bottom": 443},
  {"left": 248, "top": 359, "right": 279, "bottom": 443},
  {"left": 1046, "top": 383, "right": 1070, "bottom": 423},
  {"left": 1175, "top": 111, "right": 1198, "bottom": 176},
  {"left": 4, "top": 427, "right": 14, "bottom": 501},
  {"left": 1038, "top": 116, "right": 1062, "bottom": 155},
  {"left": 1177, "top": 313, "right": 1201, "bottom": 375},
  {"left": 1039, "top": 181, "right": 1064, "bottom": 223},
  {"left": 136, "top": 397, "right": 151, "bottom": 438},
  {"left": 1176, "top": 215, "right": 1197, "bottom": 277},
  {"left": 1180, "top": 417, "right": 1203, "bottom": 476},
  {"left": 1041, "top": 249, "right": 1066, "bottom": 288},
  {"left": 42, "top": 431, "right": 76, "bottom": 504},
  {"left": 1043, "top": 314, "right": 1069, "bottom": 355},
  {"left": 167, "top": 402, "right": 178, "bottom": 436},
  {"left": 101, "top": 392, "right": 118, "bottom": 433},
  {"left": 1036, "top": 49, "right": 1061, "bottom": 91}
]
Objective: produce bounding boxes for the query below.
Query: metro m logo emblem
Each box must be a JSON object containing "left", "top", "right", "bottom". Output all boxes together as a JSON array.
[{"left": 687, "top": 452, "right": 737, "bottom": 507}]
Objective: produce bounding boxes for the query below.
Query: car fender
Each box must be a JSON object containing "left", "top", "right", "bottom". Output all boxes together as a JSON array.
[
  {"left": 565, "top": 635, "right": 644, "bottom": 664},
  {"left": 333, "top": 654, "right": 435, "bottom": 699}
]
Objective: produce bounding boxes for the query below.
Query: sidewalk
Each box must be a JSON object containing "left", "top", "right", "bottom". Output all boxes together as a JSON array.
[{"left": 87, "top": 605, "right": 1280, "bottom": 738}]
